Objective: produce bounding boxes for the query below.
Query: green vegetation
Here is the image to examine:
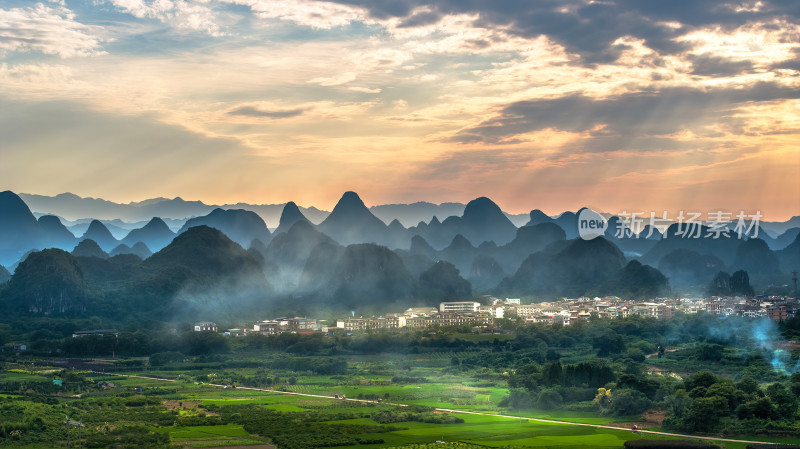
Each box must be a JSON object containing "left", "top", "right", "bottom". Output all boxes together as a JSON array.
[{"left": 0, "top": 313, "right": 798, "bottom": 448}]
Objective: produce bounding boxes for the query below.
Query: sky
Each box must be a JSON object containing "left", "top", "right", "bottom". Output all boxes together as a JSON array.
[{"left": 1, "top": 0, "right": 799, "bottom": 220}]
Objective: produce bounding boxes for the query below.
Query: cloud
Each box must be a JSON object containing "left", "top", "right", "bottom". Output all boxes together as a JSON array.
[
  {"left": 309, "top": 71, "right": 357, "bottom": 86},
  {"left": 454, "top": 82, "right": 800, "bottom": 146},
  {"left": 0, "top": 3, "right": 105, "bottom": 57},
  {"left": 689, "top": 55, "right": 755, "bottom": 76},
  {"left": 222, "top": 0, "right": 368, "bottom": 29},
  {"left": 228, "top": 105, "right": 307, "bottom": 118},
  {"left": 323, "top": 0, "right": 800, "bottom": 63},
  {"left": 348, "top": 86, "right": 381, "bottom": 93},
  {"left": 0, "top": 96, "right": 260, "bottom": 201},
  {"left": 106, "top": 0, "right": 223, "bottom": 36}
]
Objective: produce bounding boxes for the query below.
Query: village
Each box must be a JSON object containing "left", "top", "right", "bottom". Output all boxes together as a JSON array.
[{"left": 195, "top": 295, "right": 800, "bottom": 337}]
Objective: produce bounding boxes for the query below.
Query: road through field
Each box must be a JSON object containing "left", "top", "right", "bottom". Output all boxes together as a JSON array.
[{"left": 107, "top": 373, "right": 780, "bottom": 446}]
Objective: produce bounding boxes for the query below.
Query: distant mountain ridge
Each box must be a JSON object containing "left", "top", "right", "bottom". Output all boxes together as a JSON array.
[
  {"left": 2, "top": 189, "right": 798, "bottom": 319},
  {"left": 19, "top": 192, "right": 329, "bottom": 227},
  {"left": 20, "top": 192, "right": 530, "bottom": 229}
]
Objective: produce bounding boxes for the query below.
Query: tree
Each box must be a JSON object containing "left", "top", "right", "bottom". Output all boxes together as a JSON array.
[
  {"left": 593, "top": 330, "right": 626, "bottom": 357},
  {"left": 766, "top": 383, "right": 798, "bottom": 421},
  {"left": 594, "top": 387, "right": 613, "bottom": 409},
  {"left": 686, "top": 396, "right": 729, "bottom": 432},
  {"left": 608, "top": 389, "right": 651, "bottom": 416},
  {"left": 536, "top": 388, "right": 563, "bottom": 410}
]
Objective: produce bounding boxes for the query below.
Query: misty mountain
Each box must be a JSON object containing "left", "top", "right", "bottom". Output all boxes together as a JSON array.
[
  {"left": 490, "top": 222, "right": 567, "bottom": 274},
  {"left": 299, "top": 242, "right": 416, "bottom": 310},
  {"left": 19, "top": 192, "right": 328, "bottom": 229},
  {"left": 497, "top": 237, "right": 627, "bottom": 297},
  {"left": 76, "top": 253, "right": 142, "bottom": 286},
  {"left": 109, "top": 242, "right": 153, "bottom": 260},
  {"left": 525, "top": 209, "right": 581, "bottom": 239},
  {"left": 38, "top": 215, "right": 77, "bottom": 250},
  {"left": 638, "top": 225, "right": 663, "bottom": 240},
  {"left": 8, "top": 250, "right": 36, "bottom": 274},
  {"left": 603, "top": 217, "right": 659, "bottom": 257},
  {"left": 639, "top": 223, "right": 742, "bottom": 267},
  {"left": 439, "top": 234, "right": 477, "bottom": 275},
  {"left": 68, "top": 220, "right": 130, "bottom": 240},
  {"left": 0, "top": 249, "right": 98, "bottom": 316},
  {"left": 179, "top": 208, "right": 271, "bottom": 247},
  {"left": 594, "top": 260, "right": 669, "bottom": 300},
  {"left": 406, "top": 222, "right": 566, "bottom": 290},
  {"left": 777, "top": 233, "right": 800, "bottom": 273},
  {"left": 0, "top": 265, "right": 10, "bottom": 283},
  {"left": 525, "top": 209, "right": 553, "bottom": 226},
  {"left": 385, "top": 219, "right": 411, "bottom": 249},
  {"left": 708, "top": 270, "right": 754, "bottom": 297},
  {"left": 127, "top": 225, "right": 272, "bottom": 318},
  {"left": 469, "top": 254, "right": 506, "bottom": 292},
  {"left": 273, "top": 201, "right": 311, "bottom": 235},
  {"left": 131, "top": 242, "right": 153, "bottom": 260},
  {"left": 80, "top": 220, "right": 119, "bottom": 252},
  {"left": 657, "top": 249, "right": 726, "bottom": 289},
  {"left": 0, "top": 190, "right": 45, "bottom": 266},
  {"left": 247, "top": 238, "right": 268, "bottom": 265},
  {"left": 409, "top": 235, "right": 438, "bottom": 260},
  {"left": 773, "top": 227, "right": 800, "bottom": 251},
  {"left": 121, "top": 217, "right": 176, "bottom": 251},
  {"left": 396, "top": 252, "right": 436, "bottom": 279},
  {"left": 760, "top": 216, "right": 800, "bottom": 237},
  {"left": 143, "top": 225, "right": 262, "bottom": 277},
  {"left": 731, "top": 238, "right": 781, "bottom": 276},
  {"left": 219, "top": 202, "right": 329, "bottom": 228},
  {"left": 370, "top": 201, "right": 466, "bottom": 227},
  {"left": 72, "top": 239, "right": 109, "bottom": 259},
  {"left": 415, "top": 197, "right": 518, "bottom": 248},
  {"left": 317, "top": 192, "right": 391, "bottom": 246},
  {"left": 258, "top": 220, "right": 337, "bottom": 294},
  {"left": 20, "top": 192, "right": 214, "bottom": 222},
  {"left": 109, "top": 244, "right": 133, "bottom": 257},
  {"left": 418, "top": 260, "right": 471, "bottom": 300},
  {"left": 296, "top": 239, "right": 347, "bottom": 296}
]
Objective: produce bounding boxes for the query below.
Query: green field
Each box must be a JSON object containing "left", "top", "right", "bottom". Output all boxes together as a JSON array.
[{"left": 2, "top": 315, "right": 798, "bottom": 449}]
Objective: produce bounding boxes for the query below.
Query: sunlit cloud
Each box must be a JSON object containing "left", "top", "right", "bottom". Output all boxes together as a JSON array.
[
  {"left": 1, "top": 0, "right": 799, "bottom": 219},
  {"left": 0, "top": 3, "right": 106, "bottom": 57},
  {"left": 223, "top": 0, "right": 368, "bottom": 29},
  {"left": 106, "top": 0, "right": 224, "bottom": 36}
]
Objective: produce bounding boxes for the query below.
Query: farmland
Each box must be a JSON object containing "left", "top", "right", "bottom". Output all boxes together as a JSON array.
[{"left": 1, "top": 314, "right": 799, "bottom": 448}]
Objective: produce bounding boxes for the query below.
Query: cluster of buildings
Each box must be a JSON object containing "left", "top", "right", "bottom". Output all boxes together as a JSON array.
[{"left": 196, "top": 295, "right": 799, "bottom": 336}]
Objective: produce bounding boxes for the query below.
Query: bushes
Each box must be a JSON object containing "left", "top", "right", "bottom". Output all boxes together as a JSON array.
[
  {"left": 148, "top": 351, "right": 184, "bottom": 366},
  {"left": 624, "top": 441, "right": 719, "bottom": 449},
  {"left": 536, "top": 388, "right": 563, "bottom": 410},
  {"left": 372, "top": 410, "right": 464, "bottom": 424},
  {"left": 607, "top": 389, "right": 651, "bottom": 417}
]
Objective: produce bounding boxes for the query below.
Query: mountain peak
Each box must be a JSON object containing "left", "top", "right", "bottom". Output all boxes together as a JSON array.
[
  {"left": 0, "top": 191, "right": 37, "bottom": 219},
  {"left": 81, "top": 220, "right": 118, "bottom": 252},
  {"left": 37, "top": 215, "right": 63, "bottom": 226},
  {"left": 318, "top": 192, "right": 388, "bottom": 246},
  {"left": 275, "top": 201, "right": 310, "bottom": 234},
  {"left": 121, "top": 216, "right": 176, "bottom": 251},
  {"left": 330, "top": 191, "right": 369, "bottom": 215},
  {"left": 144, "top": 216, "right": 169, "bottom": 229},
  {"left": 448, "top": 234, "right": 475, "bottom": 249},
  {"left": 463, "top": 197, "right": 503, "bottom": 217},
  {"left": 527, "top": 209, "right": 552, "bottom": 226},
  {"left": 179, "top": 208, "right": 271, "bottom": 247},
  {"left": 85, "top": 219, "right": 112, "bottom": 235},
  {"left": 72, "top": 238, "right": 109, "bottom": 259}
]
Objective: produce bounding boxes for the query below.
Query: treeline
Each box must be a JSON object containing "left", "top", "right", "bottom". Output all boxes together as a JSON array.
[{"left": 662, "top": 371, "right": 800, "bottom": 435}]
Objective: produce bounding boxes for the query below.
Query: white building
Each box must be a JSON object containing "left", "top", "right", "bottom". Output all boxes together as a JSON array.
[
  {"left": 194, "top": 322, "right": 218, "bottom": 332},
  {"left": 439, "top": 301, "right": 480, "bottom": 313}
]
